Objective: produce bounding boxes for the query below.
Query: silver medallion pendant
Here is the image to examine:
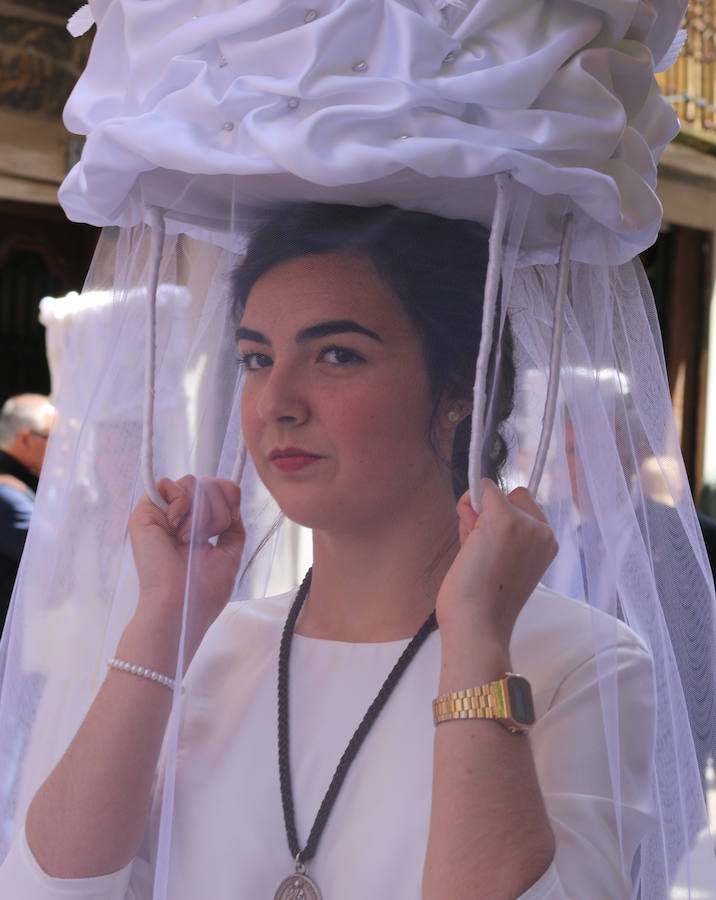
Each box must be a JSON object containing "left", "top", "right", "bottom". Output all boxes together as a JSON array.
[{"left": 274, "top": 869, "right": 322, "bottom": 900}]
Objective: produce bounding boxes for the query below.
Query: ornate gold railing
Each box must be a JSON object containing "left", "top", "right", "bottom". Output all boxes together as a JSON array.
[{"left": 657, "top": 1, "right": 716, "bottom": 139}]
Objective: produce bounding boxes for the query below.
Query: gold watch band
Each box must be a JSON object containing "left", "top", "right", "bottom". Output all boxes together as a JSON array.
[
  {"left": 433, "top": 683, "right": 501, "bottom": 723},
  {"left": 432, "top": 673, "right": 534, "bottom": 733}
]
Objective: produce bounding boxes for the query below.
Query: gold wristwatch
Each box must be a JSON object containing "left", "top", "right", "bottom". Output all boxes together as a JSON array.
[{"left": 432, "top": 673, "right": 535, "bottom": 734}]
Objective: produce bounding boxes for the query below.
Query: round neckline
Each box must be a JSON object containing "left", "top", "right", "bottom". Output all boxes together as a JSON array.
[
  {"left": 291, "top": 630, "right": 417, "bottom": 648},
  {"left": 291, "top": 628, "right": 440, "bottom": 649}
]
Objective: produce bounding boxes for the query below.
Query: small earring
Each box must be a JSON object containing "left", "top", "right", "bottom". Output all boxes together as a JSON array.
[{"left": 447, "top": 409, "right": 461, "bottom": 424}]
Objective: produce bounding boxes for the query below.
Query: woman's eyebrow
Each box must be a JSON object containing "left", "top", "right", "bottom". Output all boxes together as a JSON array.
[
  {"left": 296, "top": 320, "right": 382, "bottom": 343},
  {"left": 236, "top": 326, "right": 270, "bottom": 345},
  {"left": 235, "top": 320, "right": 383, "bottom": 345}
]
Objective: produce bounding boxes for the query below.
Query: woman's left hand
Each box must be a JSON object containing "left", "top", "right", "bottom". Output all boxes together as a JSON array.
[{"left": 436, "top": 479, "right": 558, "bottom": 649}]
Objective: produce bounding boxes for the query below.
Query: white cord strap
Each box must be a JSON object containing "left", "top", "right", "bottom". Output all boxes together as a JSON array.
[
  {"left": 527, "top": 212, "right": 575, "bottom": 496},
  {"left": 107, "top": 657, "right": 182, "bottom": 692},
  {"left": 468, "top": 172, "right": 512, "bottom": 510},
  {"left": 230, "top": 434, "right": 248, "bottom": 485},
  {"left": 141, "top": 207, "right": 169, "bottom": 511}
]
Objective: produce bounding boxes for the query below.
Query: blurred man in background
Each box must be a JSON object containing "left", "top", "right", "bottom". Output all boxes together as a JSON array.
[{"left": 0, "top": 395, "right": 55, "bottom": 631}]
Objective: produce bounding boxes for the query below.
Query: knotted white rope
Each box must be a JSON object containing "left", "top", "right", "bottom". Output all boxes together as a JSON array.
[
  {"left": 141, "top": 208, "right": 169, "bottom": 511},
  {"left": 527, "top": 212, "right": 575, "bottom": 496},
  {"left": 468, "top": 172, "right": 511, "bottom": 510}
]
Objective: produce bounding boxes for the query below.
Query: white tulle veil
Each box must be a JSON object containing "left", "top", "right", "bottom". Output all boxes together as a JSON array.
[{"left": 0, "top": 1, "right": 714, "bottom": 898}]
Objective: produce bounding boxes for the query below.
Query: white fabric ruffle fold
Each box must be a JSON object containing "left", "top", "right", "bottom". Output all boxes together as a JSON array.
[{"left": 60, "top": 0, "right": 686, "bottom": 261}]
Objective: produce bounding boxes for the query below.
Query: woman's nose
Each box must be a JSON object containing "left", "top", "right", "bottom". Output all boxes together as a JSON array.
[{"left": 256, "top": 366, "right": 309, "bottom": 425}]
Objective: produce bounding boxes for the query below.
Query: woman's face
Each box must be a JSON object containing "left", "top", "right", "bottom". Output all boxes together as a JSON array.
[{"left": 238, "top": 252, "right": 452, "bottom": 532}]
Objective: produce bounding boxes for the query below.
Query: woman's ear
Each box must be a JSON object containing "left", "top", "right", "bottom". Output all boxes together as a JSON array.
[
  {"left": 439, "top": 381, "right": 472, "bottom": 427},
  {"left": 446, "top": 405, "right": 469, "bottom": 425}
]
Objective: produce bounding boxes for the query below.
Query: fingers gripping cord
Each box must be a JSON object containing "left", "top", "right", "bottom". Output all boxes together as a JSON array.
[
  {"left": 141, "top": 208, "right": 169, "bottom": 512},
  {"left": 527, "top": 212, "right": 575, "bottom": 496},
  {"left": 468, "top": 172, "right": 511, "bottom": 511}
]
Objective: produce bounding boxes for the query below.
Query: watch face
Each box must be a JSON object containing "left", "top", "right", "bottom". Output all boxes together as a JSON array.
[{"left": 506, "top": 675, "right": 535, "bottom": 726}]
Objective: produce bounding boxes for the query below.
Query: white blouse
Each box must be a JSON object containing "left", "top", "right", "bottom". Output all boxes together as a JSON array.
[{"left": 0, "top": 584, "right": 655, "bottom": 899}]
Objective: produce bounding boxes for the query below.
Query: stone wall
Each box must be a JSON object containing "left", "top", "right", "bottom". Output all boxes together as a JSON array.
[
  {"left": 0, "top": 1, "right": 91, "bottom": 118},
  {"left": 0, "top": 1, "right": 93, "bottom": 202}
]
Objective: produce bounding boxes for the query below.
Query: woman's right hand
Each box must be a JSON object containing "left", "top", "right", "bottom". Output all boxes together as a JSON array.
[
  {"left": 25, "top": 473, "right": 244, "bottom": 879},
  {"left": 128, "top": 476, "right": 245, "bottom": 659}
]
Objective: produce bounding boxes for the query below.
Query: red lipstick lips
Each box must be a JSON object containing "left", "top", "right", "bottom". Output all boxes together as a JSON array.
[{"left": 268, "top": 447, "right": 323, "bottom": 472}]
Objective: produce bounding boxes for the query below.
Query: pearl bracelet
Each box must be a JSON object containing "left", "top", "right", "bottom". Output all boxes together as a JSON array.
[{"left": 107, "top": 657, "right": 181, "bottom": 692}]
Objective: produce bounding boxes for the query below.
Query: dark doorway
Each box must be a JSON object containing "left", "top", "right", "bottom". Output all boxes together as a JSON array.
[
  {"left": 0, "top": 199, "right": 97, "bottom": 405},
  {"left": 642, "top": 225, "right": 712, "bottom": 496}
]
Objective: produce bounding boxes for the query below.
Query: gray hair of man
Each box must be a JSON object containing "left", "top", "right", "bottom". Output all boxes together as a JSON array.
[{"left": 0, "top": 394, "right": 54, "bottom": 449}]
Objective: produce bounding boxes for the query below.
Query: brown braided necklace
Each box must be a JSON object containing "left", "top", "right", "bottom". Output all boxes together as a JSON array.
[{"left": 274, "top": 568, "right": 437, "bottom": 900}]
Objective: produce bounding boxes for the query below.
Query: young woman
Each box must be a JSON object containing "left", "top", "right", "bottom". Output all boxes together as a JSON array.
[{"left": 0, "top": 205, "right": 654, "bottom": 899}]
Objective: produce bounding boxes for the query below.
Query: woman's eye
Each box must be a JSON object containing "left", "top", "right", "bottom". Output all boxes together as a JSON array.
[
  {"left": 238, "top": 351, "right": 272, "bottom": 371},
  {"left": 318, "top": 345, "right": 365, "bottom": 366}
]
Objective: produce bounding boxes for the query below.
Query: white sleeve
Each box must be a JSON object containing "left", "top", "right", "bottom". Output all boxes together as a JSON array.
[
  {"left": 0, "top": 824, "right": 148, "bottom": 900},
  {"left": 516, "top": 634, "right": 656, "bottom": 899}
]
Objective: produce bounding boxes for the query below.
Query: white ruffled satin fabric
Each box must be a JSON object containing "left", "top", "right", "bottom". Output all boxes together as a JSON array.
[{"left": 60, "top": 0, "right": 685, "bottom": 262}]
